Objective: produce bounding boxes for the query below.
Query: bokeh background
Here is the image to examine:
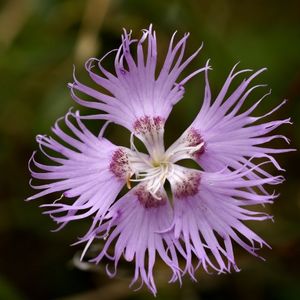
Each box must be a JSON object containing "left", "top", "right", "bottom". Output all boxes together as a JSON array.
[{"left": 0, "top": 0, "right": 299, "bottom": 299}]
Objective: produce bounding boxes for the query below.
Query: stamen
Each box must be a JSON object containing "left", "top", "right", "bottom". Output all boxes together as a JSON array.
[
  {"left": 130, "top": 133, "right": 152, "bottom": 167},
  {"left": 166, "top": 128, "right": 205, "bottom": 163},
  {"left": 126, "top": 174, "right": 132, "bottom": 189},
  {"left": 135, "top": 184, "right": 167, "bottom": 208},
  {"left": 168, "top": 142, "right": 204, "bottom": 162}
]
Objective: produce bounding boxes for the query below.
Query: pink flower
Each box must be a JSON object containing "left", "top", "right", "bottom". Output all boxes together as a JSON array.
[{"left": 28, "top": 25, "right": 292, "bottom": 295}]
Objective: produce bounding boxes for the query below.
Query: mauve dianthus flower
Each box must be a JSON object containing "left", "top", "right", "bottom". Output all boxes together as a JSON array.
[{"left": 28, "top": 25, "right": 291, "bottom": 295}]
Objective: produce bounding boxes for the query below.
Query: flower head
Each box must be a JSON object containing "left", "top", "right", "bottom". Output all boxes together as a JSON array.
[{"left": 28, "top": 26, "right": 292, "bottom": 295}]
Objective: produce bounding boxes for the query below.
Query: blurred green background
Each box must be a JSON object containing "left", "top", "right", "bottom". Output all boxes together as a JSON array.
[{"left": 0, "top": 0, "right": 299, "bottom": 299}]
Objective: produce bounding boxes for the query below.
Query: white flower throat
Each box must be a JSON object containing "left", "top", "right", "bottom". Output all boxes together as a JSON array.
[{"left": 125, "top": 118, "right": 204, "bottom": 199}]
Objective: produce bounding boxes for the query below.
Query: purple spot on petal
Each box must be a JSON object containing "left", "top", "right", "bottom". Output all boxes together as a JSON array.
[
  {"left": 185, "top": 128, "right": 206, "bottom": 159},
  {"left": 135, "top": 185, "right": 166, "bottom": 209},
  {"left": 110, "top": 148, "right": 131, "bottom": 180},
  {"left": 174, "top": 171, "right": 201, "bottom": 199},
  {"left": 133, "top": 116, "right": 165, "bottom": 135}
]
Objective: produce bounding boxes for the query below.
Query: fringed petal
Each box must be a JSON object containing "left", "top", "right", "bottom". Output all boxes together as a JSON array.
[
  {"left": 168, "top": 165, "right": 279, "bottom": 275},
  {"left": 69, "top": 25, "right": 209, "bottom": 131},
  {"left": 79, "top": 185, "right": 182, "bottom": 295},
  {"left": 27, "top": 111, "right": 127, "bottom": 232}
]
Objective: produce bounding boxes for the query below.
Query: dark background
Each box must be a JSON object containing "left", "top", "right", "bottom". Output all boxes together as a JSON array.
[{"left": 0, "top": 0, "right": 299, "bottom": 299}]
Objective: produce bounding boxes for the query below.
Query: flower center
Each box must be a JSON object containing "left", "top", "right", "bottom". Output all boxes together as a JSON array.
[
  {"left": 128, "top": 130, "right": 204, "bottom": 199},
  {"left": 110, "top": 117, "right": 205, "bottom": 201},
  {"left": 127, "top": 147, "right": 171, "bottom": 199}
]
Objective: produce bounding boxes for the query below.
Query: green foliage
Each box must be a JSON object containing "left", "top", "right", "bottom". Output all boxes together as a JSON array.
[{"left": 0, "top": 0, "right": 299, "bottom": 299}]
